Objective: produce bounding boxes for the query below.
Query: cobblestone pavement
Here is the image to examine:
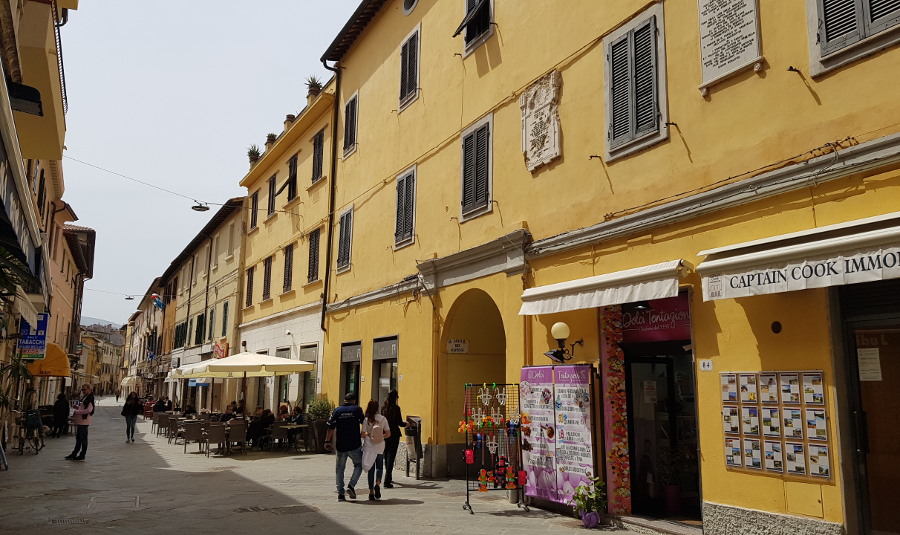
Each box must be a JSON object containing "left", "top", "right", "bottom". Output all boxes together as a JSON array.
[{"left": 0, "top": 397, "right": 633, "bottom": 534}]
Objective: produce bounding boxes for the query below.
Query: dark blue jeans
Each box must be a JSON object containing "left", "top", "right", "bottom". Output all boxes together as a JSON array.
[
  {"left": 125, "top": 415, "right": 138, "bottom": 440},
  {"left": 383, "top": 436, "right": 400, "bottom": 484},
  {"left": 72, "top": 425, "right": 89, "bottom": 458},
  {"left": 367, "top": 453, "right": 384, "bottom": 489}
]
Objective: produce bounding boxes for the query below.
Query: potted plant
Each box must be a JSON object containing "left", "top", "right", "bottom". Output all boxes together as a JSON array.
[
  {"left": 569, "top": 476, "right": 607, "bottom": 528},
  {"left": 657, "top": 446, "right": 691, "bottom": 516},
  {"left": 306, "top": 394, "right": 335, "bottom": 453},
  {"left": 305, "top": 75, "right": 323, "bottom": 97},
  {"left": 247, "top": 144, "right": 261, "bottom": 164}
]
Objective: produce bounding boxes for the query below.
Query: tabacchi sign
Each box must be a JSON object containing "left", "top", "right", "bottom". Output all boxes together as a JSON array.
[{"left": 702, "top": 246, "right": 900, "bottom": 301}]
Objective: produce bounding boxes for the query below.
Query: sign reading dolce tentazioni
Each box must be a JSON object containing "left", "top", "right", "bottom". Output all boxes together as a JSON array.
[{"left": 701, "top": 245, "right": 900, "bottom": 301}]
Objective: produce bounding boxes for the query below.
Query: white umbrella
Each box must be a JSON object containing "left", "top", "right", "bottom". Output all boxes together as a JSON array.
[{"left": 176, "top": 352, "right": 315, "bottom": 404}]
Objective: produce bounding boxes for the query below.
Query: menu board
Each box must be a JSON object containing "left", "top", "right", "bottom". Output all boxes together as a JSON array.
[
  {"left": 720, "top": 370, "right": 830, "bottom": 481},
  {"left": 520, "top": 367, "right": 557, "bottom": 501},
  {"left": 520, "top": 365, "right": 596, "bottom": 504},
  {"left": 553, "top": 366, "right": 595, "bottom": 503}
]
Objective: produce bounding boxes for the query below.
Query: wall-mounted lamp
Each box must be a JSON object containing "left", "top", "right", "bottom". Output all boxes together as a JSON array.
[
  {"left": 632, "top": 300, "right": 651, "bottom": 310},
  {"left": 544, "top": 321, "right": 583, "bottom": 363}
]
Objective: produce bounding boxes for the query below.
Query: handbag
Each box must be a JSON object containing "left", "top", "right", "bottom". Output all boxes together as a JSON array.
[{"left": 121, "top": 406, "right": 128, "bottom": 417}]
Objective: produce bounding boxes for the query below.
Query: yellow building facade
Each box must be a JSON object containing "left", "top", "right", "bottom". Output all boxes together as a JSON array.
[
  {"left": 238, "top": 89, "right": 334, "bottom": 411},
  {"left": 316, "top": 1, "right": 900, "bottom": 533}
]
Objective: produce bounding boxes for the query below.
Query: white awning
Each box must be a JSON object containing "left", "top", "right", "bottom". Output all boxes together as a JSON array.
[
  {"left": 519, "top": 259, "right": 691, "bottom": 315},
  {"left": 698, "top": 211, "right": 900, "bottom": 301},
  {"left": 120, "top": 376, "right": 140, "bottom": 387}
]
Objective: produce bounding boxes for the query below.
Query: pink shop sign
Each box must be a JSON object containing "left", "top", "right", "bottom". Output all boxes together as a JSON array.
[{"left": 621, "top": 293, "right": 691, "bottom": 343}]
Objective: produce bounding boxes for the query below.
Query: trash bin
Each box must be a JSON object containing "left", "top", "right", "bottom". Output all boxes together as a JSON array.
[{"left": 405, "top": 415, "right": 423, "bottom": 479}]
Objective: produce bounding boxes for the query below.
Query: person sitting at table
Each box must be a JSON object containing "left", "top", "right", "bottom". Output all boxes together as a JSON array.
[
  {"left": 182, "top": 404, "right": 197, "bottom": 416},
  {"left": 286, "top": 406, "right": 305, "bottom": 445},
  {"left": 252, "top": 406, "right": 264, "bottom": 419},
  {"left": 153, "top": 398, "right": 167, "bottom": 412},
  {"left": 219, "top": 406, "right": 237, "bottom": 422},
  {"left": 236, "top": 400, "right": 246, "bottom": 415},
  {"left": 276, "top": 404, "right": 290, "bottom": 421},
  {"left": 247, "top": 409, "right": 275, "bottom": 448}
]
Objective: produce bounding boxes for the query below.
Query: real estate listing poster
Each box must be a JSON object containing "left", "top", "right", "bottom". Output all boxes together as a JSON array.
[
  {"left": 805, "top": 408, "right": 827, "bottom": 441},
  {"left": 762, "top": 407, "right": 781, "bottom": 437},
  {"left": 759, "top": 373, "right": 778, "bottom": 403},
  {"left": 808, "top": 443, "right": 830, "bottom": 478},
  {"left": 740, "top": 373, "right": 758, "bottom": 402},
  {"left": 721, "top": 373, "right": 738, "bottom": 402},
  {"left": 786, "top": 442, "right": 806, "bottom": 475},
  {"left": 743, "top": 438, "right": 762, "bottom": 469},
  {"left": 780, "top": 373, "right": 801, "bottom": 403},
  {"left": 723, "top": 406, "right": 739, "bottom": 434},
  {"left": 803, "top": 373, "right": 825, "bottom": 405},
  {"left": 725, "top": 437, "right": 742, "bottom": 467}
]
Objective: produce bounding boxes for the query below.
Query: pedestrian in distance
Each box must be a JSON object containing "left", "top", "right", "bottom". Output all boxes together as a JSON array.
[
  {"left": 120, "top": 392, "right": 142, "bottom": 443},
  {"left": 362, "top": 399, "right": 391, "bottom": 500},
  {"left": 65, "top": 384, "right": 95, "bottom": 461},
  {"left": 115, "top": 389, "right": 120, "bottom": 403},
  {"left": 380, "top": 390, "right": 406, "bottom": 488},
  {"left": 324, "top": 392, "right": 365, "bottom": 501},
  {"left": 51, "top": 393, "right": 70, "bottom": 438}
]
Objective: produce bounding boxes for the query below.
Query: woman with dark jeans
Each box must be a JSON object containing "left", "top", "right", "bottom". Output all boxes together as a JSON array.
[
  {"left": 380, "top": 390, "right": 406, "bottom": 488},
  {"left": 121, "top": 392, "right": 142, "bottom": 443}
]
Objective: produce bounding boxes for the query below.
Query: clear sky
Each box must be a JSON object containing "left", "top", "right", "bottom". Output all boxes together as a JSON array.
[{"left": 59, "top": 1, "right": 361, "bottom": 325}]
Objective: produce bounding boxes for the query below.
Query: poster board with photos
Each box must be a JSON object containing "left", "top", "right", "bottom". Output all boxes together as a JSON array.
[{"left": 720, "top": 370, "right": 830, "bottom": 480}]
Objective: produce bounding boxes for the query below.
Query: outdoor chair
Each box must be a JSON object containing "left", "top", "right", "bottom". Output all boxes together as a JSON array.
[
  {"left": 150, "top": 412, "right": 161, "bottom": 435},
  {"left": 227, "top": 422, "right": 248, "bottom": 455},
  {"left": 269, "top": 423, "right": 289, "bottom": 451},
  {"left": 181, "top": 421, "right": 205, "bottom": 454},
  {"left": 156, "top": 413, "right": 170, "bottom": 438},
  {"left": 168, "top": 417, "right": 182, "bottom": 445},
  {"left": 205, "top": 423, "right": 226, "bottom": 457}
]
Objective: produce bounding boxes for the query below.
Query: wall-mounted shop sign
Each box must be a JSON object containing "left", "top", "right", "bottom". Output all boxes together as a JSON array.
[
  {"left": 341, "top": 342, "right": 361, "bottom": 363},
  {"left": 447, "top": 339, "right": 469, "bottom": 354},
  {"left": 701, "top": 245, "right": 900, "bottom": 301},
  {"left": 622, "top": 293, "right": 691, "bottom": 343},
  {"left": 373, "top": 336, "right": 398, "bottom": 360}
]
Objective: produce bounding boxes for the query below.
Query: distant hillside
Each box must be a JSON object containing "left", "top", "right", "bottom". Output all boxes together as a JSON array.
[{"left": 80, "top": 316, "right": 122, "bottom": 329}]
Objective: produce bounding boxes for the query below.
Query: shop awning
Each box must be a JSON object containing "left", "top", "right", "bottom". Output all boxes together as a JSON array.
[
  {"left": 519, "top": 259, "right": 691, "bottom": 315},
  {"left": 697, "top": 211, "right": 900, "bottom": 301},
  {"left": 26, "top": 343, "right": 70, "bottom": 377},
  {"left": 120, "top": 376, "right": 141, "bottom": 387}
]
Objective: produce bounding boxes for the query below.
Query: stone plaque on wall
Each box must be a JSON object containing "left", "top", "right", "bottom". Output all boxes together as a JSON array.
[
  {"left": 698, "top": 0, "right": 761, "bottom": 89},
  {"left": 520, "top": 70, "right": 561, "bottom": 172}
]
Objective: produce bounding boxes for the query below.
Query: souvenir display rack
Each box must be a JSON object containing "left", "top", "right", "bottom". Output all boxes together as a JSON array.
[
  {"left": 720, "top": 370, "right": 831, "bottom": 480},
  {"left": 460, "top": 382, "right": 528, "bottom": 514}
]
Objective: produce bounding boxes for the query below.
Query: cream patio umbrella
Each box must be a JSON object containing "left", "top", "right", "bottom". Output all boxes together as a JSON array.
[{"left": 175, "top": 352, "right": 315, "bottom": 406}]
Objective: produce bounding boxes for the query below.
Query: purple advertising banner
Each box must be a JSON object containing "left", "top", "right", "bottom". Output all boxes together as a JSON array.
[
  {"left": 520, "top": 367, "right": 557, "bottom": 501},
  {"left": 553, "top": 366, "right": 595, "bottom": 504}
]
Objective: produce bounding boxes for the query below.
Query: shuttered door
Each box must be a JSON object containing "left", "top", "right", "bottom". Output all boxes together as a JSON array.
[{"left": 608, "top": 33, "right": 632, "bottom": 149}]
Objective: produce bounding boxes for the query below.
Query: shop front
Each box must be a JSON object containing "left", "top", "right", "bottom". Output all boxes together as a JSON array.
[{"left": 697, "top": 211, "right": 900, "bottom": 535}]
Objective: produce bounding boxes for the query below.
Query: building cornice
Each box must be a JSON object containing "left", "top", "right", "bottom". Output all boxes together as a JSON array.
[
  {"left": 417, "top": 229, "right": 531, "bottom": 293},
  {"left": 239, "top": 300, "right": 323, "bottom": 329},
  {"left": 529, "top": 132, "right": 900, "bottom": 259}
]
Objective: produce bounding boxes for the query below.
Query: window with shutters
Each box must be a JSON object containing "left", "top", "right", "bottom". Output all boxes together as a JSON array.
[
  {"left": 262, "top": 255, "right": 273, "bottom": 301},
  {"left": 208, "top": 308, "right": 215, "bottom": 341},
  {"left": 809, "top": 0, "right": 900, "bottom": 73},
  {"left": 250, "top": 191, "right": 259, "bottom": 229},
  {"left": 312, "top": 129, "right": 325, "bottom": 183},
  {"left": 286, "top": 155, "right": 298, "bottom": 201},
  {"left": 221, "top": 301, "right": 229, "bottom": 337},
  {"left": 453, "top": 0, "right": 493, "bottom": 55},
  {"left": 395, "top": 167, "right": 417, "bottom": 247},
  {"left": 283, "top": 243, "right": 294, "bottom": 293},
  {"left": 603, "top": 4, "right": 668, "bottom": 161},
  {"left": 337, "top": 208, "right": 353, "bottom": 272},
  {"left": 267, "top": 175, "right": 277, "bottom": 217},
  {"left": 399, "top": 27, "right": 420, "bottom": 109},
  {"left": 308, "top": 228, "right": 321, "bottom": 283},
  {"left": 460, "top": 114, "right": 493, "bottom": 220},
  {"left": 245, "top": 266, "right": 255, "bottom": 308},
  {"left": 343, "top": 93, "right": 358, "bottom": 158}
]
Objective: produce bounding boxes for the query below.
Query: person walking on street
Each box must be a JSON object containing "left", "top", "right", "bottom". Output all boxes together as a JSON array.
[
  {"left": 66, "top": 384, "right": 95, "bottom": 461},
  {"left": 51, "top": 393, "right": 70, "bottom": 438},
  {"left": 380, "top": 389, "right": 406, "bottom": 488},
  {"left": 115, "top": 389, "right": 120, "bottom": 403},
  {"left": 324, "top": 393, "right": 364, "bottom": 502},
  {"left": 120, "top": 392, "right": 142, "bottom": 443},
  {"left": 362, "top": 399, "right": 391, "bottom": 500}
]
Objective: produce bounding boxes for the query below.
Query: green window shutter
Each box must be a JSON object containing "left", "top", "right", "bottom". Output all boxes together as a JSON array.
[
  {"left": 633, "top": 17, "right": 658, "bottom": 139},
  {"left": 400, "top": 32, "right": 418, "bottom": 102},
  {"left": 474, "top": 124, "right": 490, "bottom": 209},
  {"left": 400, "top": 39, "right": 411, "bottom": 100},
  {"left": 395, "top": 173, "right": 415, "bottom": 242},
  {"left": 461, "top": 132, "right": 476, "bottom": 212},
  {"left": 608, "top": 33, "right": 632, "bottom": 149},
  {"left": 250, "top": 192, "right": 259, "bottom": 228},
  {"left": 338, "top": 211, "right": 352, "bottom": 268},
  {"left": 312, "top": 130, "right": 325, "bottom": 181},
  {"left": 308, "top": 229, "right": 320, "bottom": 282},
  {"left": 344, "top": 98, "right": 357, "bottom": 151},
  {"left": 221, "top": 302, "right": 229, "bottom": 337},
  {"left": 263, "top": 256, "right": 273, "bottom": 300},
  {"left": 245, "top": 267, "right": 254, "bottom": 308},
  {"left": 287, "top": 155, "right": 298, "bottom": 200},
  {"left": 283, "top": 243, "right": 294, "bottom": 293}
]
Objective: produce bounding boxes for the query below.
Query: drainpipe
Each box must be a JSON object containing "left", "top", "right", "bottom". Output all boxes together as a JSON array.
[{"left": 320, "top": 59, "right": 341, "bottom": 333}]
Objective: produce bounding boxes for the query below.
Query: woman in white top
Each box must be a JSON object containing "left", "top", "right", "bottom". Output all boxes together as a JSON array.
[{"left": 361, "top": 399, "right": 391, "bottom": 500}]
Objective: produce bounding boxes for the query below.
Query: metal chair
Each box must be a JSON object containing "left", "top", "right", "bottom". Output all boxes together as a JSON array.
[
  {"left": 182, "top": 421, "right": 205, "bottom": 454},
  {"left": 205, "top": 423, "right": 226, "bottom": 457},
  {"left": 227, "top": 423, "right": 248, "bottom": 454},
  {"left": 269, "top": 423, "right": 289, "bottom": 451}
]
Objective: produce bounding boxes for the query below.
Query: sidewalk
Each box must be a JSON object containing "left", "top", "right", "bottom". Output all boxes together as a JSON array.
[{"left": 0, "top": 397, "right": 633, "bottom": 534}]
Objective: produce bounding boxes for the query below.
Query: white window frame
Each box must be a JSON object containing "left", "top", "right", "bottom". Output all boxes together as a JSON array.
[
  {"left": 806, "top": 0, "right": 900, "bottom": 76},
  {"left": 343, "top": 92, "right": 359, "bottom": 159},
  {"left": 403, "top": 0, "right": 419, "bottom": 15},
  {"left": 227, "top": 222, "right": 236, "bottom": 258},
  {"left": 394, "top": 165, "right": 417, "bottom": 248},
  {"left": 459, "top": 113, "right": 493, "bottom": 222},
  {"left": 603, "top": 2, "right": 668, "bottom": 162},
  {"left": 337, "top": 207, "right": 354, "bottom": 272},
  {"left": 399, "top": 24, "right": 421, "bottom": 112}
]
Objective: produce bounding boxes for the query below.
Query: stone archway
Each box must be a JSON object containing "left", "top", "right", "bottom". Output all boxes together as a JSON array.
[{"left": 438, "top": 288, "right": 506, "bottom": 475}]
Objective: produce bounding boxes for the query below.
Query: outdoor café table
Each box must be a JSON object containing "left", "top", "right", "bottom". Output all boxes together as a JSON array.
[{"left": 281, "top": 424, "right": 309, "bottom": 452}]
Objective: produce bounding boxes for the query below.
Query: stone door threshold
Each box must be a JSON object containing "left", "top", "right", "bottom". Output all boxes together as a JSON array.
[{"left": 613, "top": 515, "right": 703, "bottom": 535}]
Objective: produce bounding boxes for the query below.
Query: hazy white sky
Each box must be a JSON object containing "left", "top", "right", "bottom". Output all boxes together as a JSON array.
[{"left": 60, "top": 1, "right": 361, "bottom": 324}]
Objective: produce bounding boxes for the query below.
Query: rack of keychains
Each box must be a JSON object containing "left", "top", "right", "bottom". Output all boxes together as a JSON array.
[{"left": 460, "top": 383, "right": 529, "bottom": 514}]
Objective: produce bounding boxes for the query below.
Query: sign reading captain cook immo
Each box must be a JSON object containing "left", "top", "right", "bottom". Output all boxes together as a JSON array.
[{"left": 701, "top": 245, "right": 900, "bottom": 301}]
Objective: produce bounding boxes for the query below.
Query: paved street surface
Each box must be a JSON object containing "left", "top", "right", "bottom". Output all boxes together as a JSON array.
[{"left": 0, "top": 398, "right": 632, "bottom": 534}]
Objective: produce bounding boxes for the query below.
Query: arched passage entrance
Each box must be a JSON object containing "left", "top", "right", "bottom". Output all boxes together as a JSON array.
[{"left": 439, "top": 288, "right": 506, "bottom": 474}]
